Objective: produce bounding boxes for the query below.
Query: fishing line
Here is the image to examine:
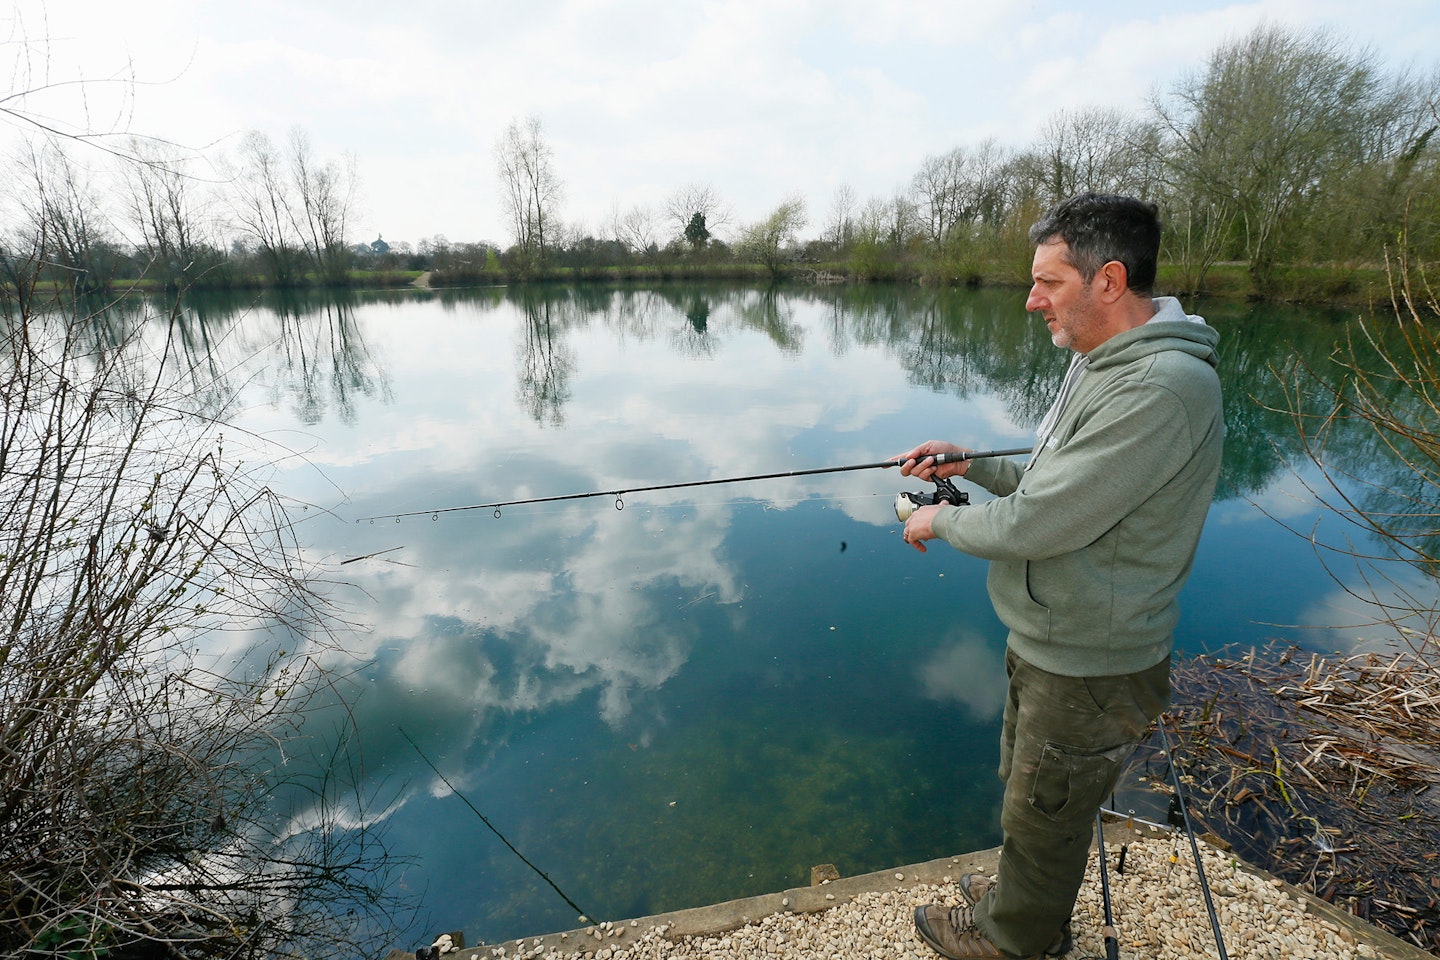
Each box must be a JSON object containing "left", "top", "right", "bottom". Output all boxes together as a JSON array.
[
  {"left": 398, "top": 727, "right": 599, "bottom": 925},
  {"left": 1159, "top": 720, "right": 1230, "bottom": 960},
  {"left": 360, "top": 448, "right": 1033, "bottom": 522}
]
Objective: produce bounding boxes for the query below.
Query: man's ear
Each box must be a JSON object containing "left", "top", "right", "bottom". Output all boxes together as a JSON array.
[{"left": 1094, "top": 260, "right": 1130, "bottom": 303}]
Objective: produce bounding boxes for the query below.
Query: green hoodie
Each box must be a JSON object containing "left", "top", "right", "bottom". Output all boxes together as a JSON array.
[{"left": 931, "top": 296, "right": 1224, "bottom": 677}]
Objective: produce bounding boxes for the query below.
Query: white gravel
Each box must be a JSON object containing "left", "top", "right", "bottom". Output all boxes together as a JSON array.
[{"left": 467, "top": 837, "right": 1382, "bottom": 959}]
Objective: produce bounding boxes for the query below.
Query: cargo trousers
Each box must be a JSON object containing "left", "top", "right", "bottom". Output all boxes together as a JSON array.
[{"left": 972, "top": 648, "right": 1170, "bottom": 958}]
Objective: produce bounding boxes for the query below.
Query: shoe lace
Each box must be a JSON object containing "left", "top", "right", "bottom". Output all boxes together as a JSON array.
[{"left": 945, "top": 903, "right": 981, "bottom": 934}]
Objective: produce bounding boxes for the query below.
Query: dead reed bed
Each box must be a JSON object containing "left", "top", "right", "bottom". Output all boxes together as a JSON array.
[{"left": 1149, "top": 638, "right": 1440, "bottom": 954}]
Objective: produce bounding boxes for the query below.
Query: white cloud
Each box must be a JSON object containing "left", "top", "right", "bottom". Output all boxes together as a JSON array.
[{"left": 9, "top": 1, "right": 1437, "bottom": 251}]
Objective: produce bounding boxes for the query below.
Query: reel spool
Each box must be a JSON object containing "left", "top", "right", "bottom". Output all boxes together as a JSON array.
[{"left": 894, "top": 475, "right": 969, "bottom": 522}]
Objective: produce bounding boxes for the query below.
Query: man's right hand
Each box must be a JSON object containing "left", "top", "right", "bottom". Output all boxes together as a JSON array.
[{"left": 893, "top": 441, "right": 972, "bottom": 480}]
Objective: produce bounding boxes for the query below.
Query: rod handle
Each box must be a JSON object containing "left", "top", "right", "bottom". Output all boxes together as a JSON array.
[{"left": 892, "top": 448, "right": 1031, "bottom": 468}]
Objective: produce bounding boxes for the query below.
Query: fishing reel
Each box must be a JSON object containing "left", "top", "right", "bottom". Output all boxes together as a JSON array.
[{"left": 894, "top": 475, "right": 969, "bottom": 522}]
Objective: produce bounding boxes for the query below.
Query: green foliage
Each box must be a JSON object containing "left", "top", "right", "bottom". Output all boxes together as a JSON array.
[
  {"left": 684, "top": 211, "right": 711, "bottom": 249},
  {"left": 737, "top": 197, "right": 809, "bottom": 280},
  {"left": 848, "top": 237, "right": 904, "bottom": 281},
  {"left": 30, "top": 915, "right": 112, "bottom": 960}
]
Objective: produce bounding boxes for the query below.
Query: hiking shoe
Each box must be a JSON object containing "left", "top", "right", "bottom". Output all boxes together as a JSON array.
[
  {"left": 959, "top": 873, "right": 994, "bottom": 905},
  {"left": 914, "top": 902, "right": 1072, "bottom": 960},
  {"left": 955, "top": 875, "right": 1072, "bottom": 956}
]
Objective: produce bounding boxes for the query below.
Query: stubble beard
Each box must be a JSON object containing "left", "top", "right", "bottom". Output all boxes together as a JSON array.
[{"left": 1050, "top": 285, "right": 1098, "bottom": 352}]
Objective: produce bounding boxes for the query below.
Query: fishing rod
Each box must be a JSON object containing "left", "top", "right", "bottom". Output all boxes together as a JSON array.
[
  {"left": 360, "top": 447, "right": 1033, "bottom": 522},
  {"left": 1158, "top": 720, "right": 1229, "bottom": 960}
]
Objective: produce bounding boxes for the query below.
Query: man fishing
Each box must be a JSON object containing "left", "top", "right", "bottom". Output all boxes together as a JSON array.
[{"left": 895, "top": 192, "right": 1224, "bottom": 960}]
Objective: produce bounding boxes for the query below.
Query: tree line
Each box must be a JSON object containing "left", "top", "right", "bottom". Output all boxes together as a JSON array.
[{"left": 4, "top": 24, "right": 1438, "bottom": 301}]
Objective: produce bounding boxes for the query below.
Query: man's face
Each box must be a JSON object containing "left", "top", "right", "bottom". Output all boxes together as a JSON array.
[{"left": 1025, "top": 240, "right": 1102, "bottom": 353}]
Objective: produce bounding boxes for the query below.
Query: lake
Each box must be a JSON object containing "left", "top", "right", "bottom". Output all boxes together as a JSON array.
[{"left": 171, "top": 282, "right": 1430, "bottom": 947}]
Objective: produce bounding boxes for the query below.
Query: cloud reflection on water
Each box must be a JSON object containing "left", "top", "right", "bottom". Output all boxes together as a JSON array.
[{"left": 917, "top": 631, "right": 1009, "bottom": 719}]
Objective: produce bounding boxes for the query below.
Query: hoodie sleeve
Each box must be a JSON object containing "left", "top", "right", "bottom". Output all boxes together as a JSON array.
[
  {"left": 961, "top": 452, "right": 1024, "bottom": 497},
  {"left": 930, "top": 368, "right": 1203, "bottom": 561}
]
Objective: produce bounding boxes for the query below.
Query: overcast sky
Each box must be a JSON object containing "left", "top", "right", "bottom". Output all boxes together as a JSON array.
[{"left": 7, "top": 0, "right": 1440, "bottom": 249}]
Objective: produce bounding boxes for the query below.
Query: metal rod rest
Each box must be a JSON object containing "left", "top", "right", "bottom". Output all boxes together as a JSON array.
[{"left": 1159, "top": 720, "right": 1230, "bottom": 960}]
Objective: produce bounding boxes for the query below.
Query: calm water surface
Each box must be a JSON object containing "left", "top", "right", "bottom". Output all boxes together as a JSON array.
[{"left": 176, "top": 283, "right": 1428, "bottom": 945}]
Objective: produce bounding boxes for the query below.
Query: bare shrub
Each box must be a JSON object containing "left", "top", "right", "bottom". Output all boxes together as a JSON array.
[{"left": 0, "top": 278, "right": 406, "bottom": 957}]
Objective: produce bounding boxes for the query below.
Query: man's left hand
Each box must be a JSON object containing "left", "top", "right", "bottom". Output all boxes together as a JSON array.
[{"left": 903, "top": 504, "right": 942, "bottom": 553}]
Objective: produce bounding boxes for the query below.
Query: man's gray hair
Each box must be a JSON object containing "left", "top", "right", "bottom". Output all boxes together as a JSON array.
[{"left": 1029, "top": 193, "right": 1161, "bottom": 294}]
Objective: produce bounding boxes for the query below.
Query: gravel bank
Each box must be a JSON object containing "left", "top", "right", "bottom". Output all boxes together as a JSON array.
[
  {"left": 406, "top": 817, "right": 1428, "bottom": 960},
  {"left": 430, "top": 830, "right": 1419, "bottom": 960}
]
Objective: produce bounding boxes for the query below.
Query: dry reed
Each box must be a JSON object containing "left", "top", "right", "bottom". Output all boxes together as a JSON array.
[{"left": 1141, "top": 639, "right": 1440, "bottom": 954}]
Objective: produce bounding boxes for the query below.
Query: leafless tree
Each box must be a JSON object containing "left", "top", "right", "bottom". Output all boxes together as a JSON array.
[
  {"left": 118, "top": 137, "right": 218, "bottom": 289},
  {"left": 10, "top": 139, "right": 119, "bottom": 293},
  {"left": 910, "top": 139, "right": 1012, "bottom": 248},
  {"left": 606, "top": 201, "right": 660, "bottom": 259},
  {"left": 1278, "top": 254, "right": 1440, "bottom": 584},
  {"left": 911, "top": 147, "right": 970, "bottom": 247},
  {"left": 226, "top": 129, "right": 358, "bottom": 285},
  {"left": 0, "top": 8, "right": 144, "bottom": 156},
  {"left": 824, "top": 183, "right": 857, "bottom": 250},
  {"left": 853, "top": 191, "right": 919, "bottom": 250},
  {"left": 288, "top": 128, "right": 358, "bottom": 283},
  {"left": 1012, "top": 107, "right": 1154, "bottom": 207},
  {"left": 2, "top": 61, "right": 405, "bottom": 959},
  {"left": 229, "top": 130, "right": 303, "bottom": 285},
  {"left": 514, "top": 288, "right": 578, "bottom": 426},
  {"left": 495, "top": 114, "right": 564, "bottom": 273},
  {"left": 663, "top": 181, "right": 733, "bottom": 245},
  {"left": 964, "top": 138, "right": 1014, "bottom": 230}
]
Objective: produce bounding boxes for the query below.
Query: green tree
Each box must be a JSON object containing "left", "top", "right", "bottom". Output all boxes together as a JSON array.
[
  {"left": 737, "top": 195, "right": 808, "bottom": 280},
  {"left": 1152, "top": 25, "right": 1414, "bottom": 294},
  {"left": 684, "top": 211, "right": 710, "bottom": 250}
]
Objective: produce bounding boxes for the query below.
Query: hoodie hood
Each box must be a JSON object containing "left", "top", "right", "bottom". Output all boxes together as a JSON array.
[{"left": 1087, "top": 296, "right": 1219, "bottom": 372}]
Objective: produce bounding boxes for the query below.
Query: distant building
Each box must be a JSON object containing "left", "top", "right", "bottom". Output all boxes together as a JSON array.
[{"left": 370, "top": 235, "right": 391, "bottom": 255}]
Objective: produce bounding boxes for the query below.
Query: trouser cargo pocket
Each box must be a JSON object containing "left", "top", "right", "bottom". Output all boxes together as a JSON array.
[{"left": 1028, "top": 739, "right": 1137, "bottom": 821}]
